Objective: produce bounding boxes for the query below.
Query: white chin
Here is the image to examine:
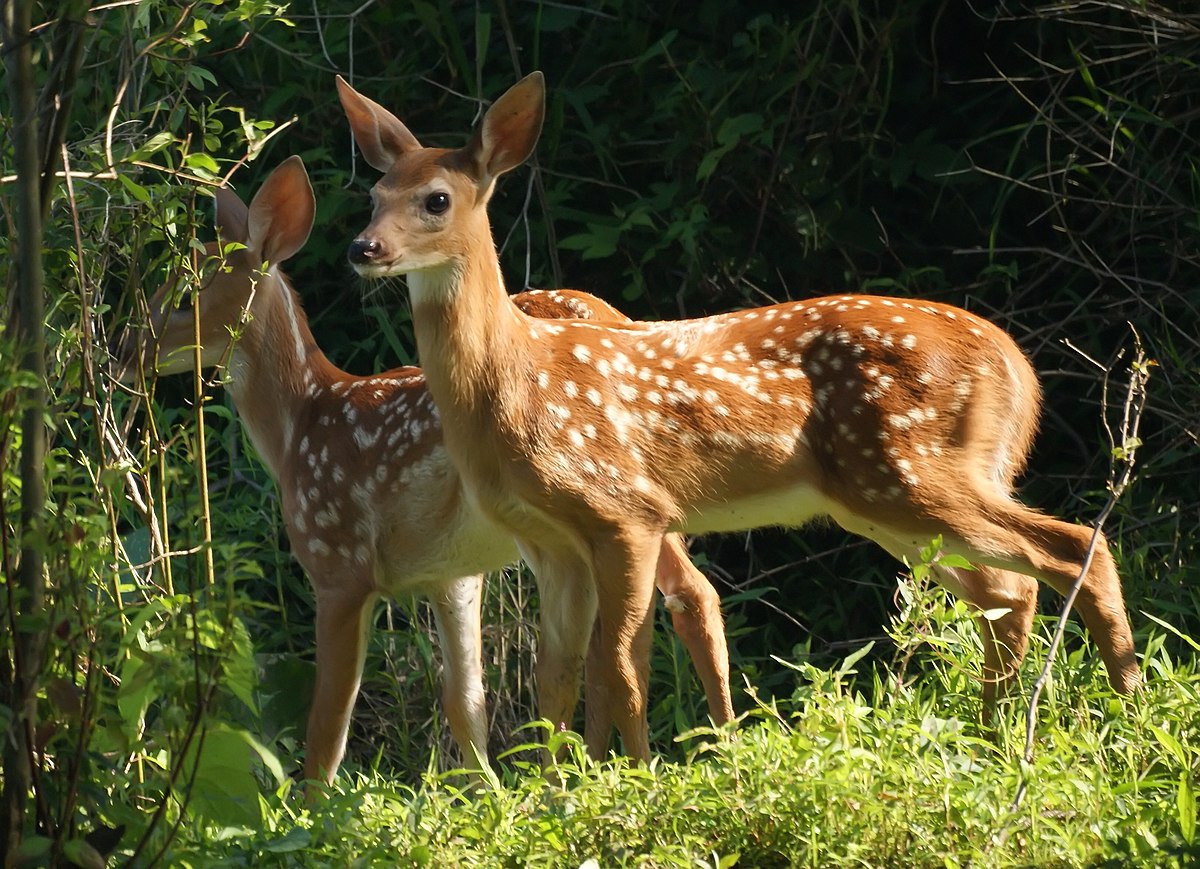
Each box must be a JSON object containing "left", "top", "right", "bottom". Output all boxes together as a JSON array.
[{"left": 353, "top": 262, "right": 404, "bottom": 279}]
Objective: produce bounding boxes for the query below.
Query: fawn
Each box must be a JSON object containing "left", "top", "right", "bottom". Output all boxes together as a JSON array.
[
  {"left": 336, "top": 72, "right": 1140, "bottom": 762},
  {"left": 121, "top": 155, "right": 732, "bottom": 785}
]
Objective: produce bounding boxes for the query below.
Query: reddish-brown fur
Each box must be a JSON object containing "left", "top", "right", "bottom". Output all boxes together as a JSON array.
[{"left": 338, "top": 73, "right": 1140, "bottom": 761}]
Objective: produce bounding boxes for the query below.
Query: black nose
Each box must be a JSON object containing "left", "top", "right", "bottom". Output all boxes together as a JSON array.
[{"left": 348, "top": 237, "right": 381, "bottom": 265}]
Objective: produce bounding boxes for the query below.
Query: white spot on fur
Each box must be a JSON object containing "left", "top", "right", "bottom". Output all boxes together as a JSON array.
[{"left": 354, "top": 427, "right": 381, "bottom": 450}]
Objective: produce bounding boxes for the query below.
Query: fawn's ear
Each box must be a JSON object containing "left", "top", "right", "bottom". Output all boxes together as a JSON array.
[
  {"left": 336, "top": 75, "right": 423, "bottom": 173},
  {"left": 213, "top": 185, "right": 250, "bottom": 247},
  {"left": 464, "top": 71, "right": 545, "bottom": 190},
  {"left": 246, "top": 155, "right": 315, "bottom": 266}
]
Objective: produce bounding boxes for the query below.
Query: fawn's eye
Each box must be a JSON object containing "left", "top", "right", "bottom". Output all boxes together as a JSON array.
[{"left": 425, "top": 192, "right": 450, "bottom": 215}]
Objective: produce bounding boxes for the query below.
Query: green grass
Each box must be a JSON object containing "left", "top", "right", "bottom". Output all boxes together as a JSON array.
[{"left": 159, "top": 629, "right": 1200, "bottom": 868}]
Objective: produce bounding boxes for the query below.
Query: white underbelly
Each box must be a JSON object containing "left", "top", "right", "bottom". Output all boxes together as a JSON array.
[{"left": 675, "top": 482, "right": 831, "bottom": 535}]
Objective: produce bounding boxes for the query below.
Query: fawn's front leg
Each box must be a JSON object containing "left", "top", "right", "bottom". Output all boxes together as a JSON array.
[
  {"left": 583, "top": 527, "right": 662, "bottom": 763},
  {"left": 519, "top": 539, "right": 597, "bottom": 762},
  {"left": 305, "top": 586, "right": 377, "bottom": 789}
]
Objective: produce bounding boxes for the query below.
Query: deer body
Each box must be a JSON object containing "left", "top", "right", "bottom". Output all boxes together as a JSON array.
[
  {"left": 338, "top": 73, "right": 1140, "bottom": 762},
  {"left": 217, "top": 292, "right": 517, "bottom": 588},
  {"left": 131, "top": 157, "right": 732, "bottom": 785}
]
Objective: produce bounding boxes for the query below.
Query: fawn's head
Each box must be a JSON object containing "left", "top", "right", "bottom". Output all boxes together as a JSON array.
[
  {"left": 121, "top": 156, "right": 315, "bottom": 380},
  {"left": 337, "top": 73, "right": 545, "bottom": 279}
]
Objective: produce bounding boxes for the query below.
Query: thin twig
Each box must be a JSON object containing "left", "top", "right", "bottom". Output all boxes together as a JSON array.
[{"left": 1008, "top": 329, "right": 1151, "bottom": 816}]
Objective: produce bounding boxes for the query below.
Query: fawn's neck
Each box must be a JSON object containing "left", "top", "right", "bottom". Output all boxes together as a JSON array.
[
  {"left": 225, "top": 269, "right": 342, "bottom": 480},
  {"left": 406, "top": 245, "right": 531, "bottom": 435}
]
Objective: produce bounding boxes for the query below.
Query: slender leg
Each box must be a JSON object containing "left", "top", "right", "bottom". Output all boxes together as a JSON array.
[
  {"left": 587, "top": 534, "right": 733, "bottom": 754},
  {"left": 587, "top": 526, "right": 662, "bottom": 763},
  {"left": 934, "top": 562, "right": 1038, "bottom": 721},
  {"left": 834, "top": 489, "right": 1140, "bottom": 706},
  {"left": 427, "top": 574, "right": 489, "bottom": 771},
  {"left": 305, "top": 587, "right": 377, "bottom": 789},
  {"left": 655, "top": 534, "right": 734, "bottom": 726},
  {"left": 518, "top": 539, "right": 597, "bottom": 761},
  {"left": 1021, "top": 524, "right": 1139, "bottom": 695},
  {"left": 584, "top": 618, "right": 612, "bottom": 755},
  {"left": 936, "top": 499, "right": 1140, "bottom": 696}
]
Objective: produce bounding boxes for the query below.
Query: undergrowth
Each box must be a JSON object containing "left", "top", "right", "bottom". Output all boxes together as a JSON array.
[{"left": 162, "top": 629, "right": 1200, "bottom": 868}]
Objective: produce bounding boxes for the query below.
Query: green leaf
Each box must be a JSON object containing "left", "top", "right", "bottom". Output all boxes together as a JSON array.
[
  {"left": 365, "top": 304, "right": 415, "bottom": 366},
  {"left": 179, "top": 723, "right": 266, "bottom": 827},
  {"left": 13, "top": 836, "right": 52, "bottom": 860},
  {"left": 242, "top": 728, "right": 286, "bottom": 787},
  {"left": 559, "top": 225, "right": 620, "bottom": 260},
  {"left": 261, "top": 825, "right": 311, "bottom": 853},
  {"left": 117, "top": 653, "right": 157, "bottom": 736},
  {"left": 218, "top": 617, "right": 260, "bottom": 716},
  {"left": 836, "top": 640, "right": 876, "bottom": 678},
  {"left": 474, "top": 12, "right": 491, "bottom": 73},
  {"left": 129, "top": 130, "right": 175, "bottom": 161},
  {"left": 117, "top": 172, "right": 152, "bottom": 203},
  {"left": 14, "top": 611, "right": 50, "bottom": 632},
  {"left": 1150, "top": 724, "right": 1186, "bottom": 767},
  {"left": 717, "top": 113, "right": 764, "bottom": 145},
  {"left": 1143, "top": 612, "right": 1200, "bottom": 652},
  {"left": 186, "top": 65, "right": 217, "bottom": 90},
  {"left": 1179, "top": 772, "right": 1196, "bottom": 845},
  {"left": 937, "top": 554, "right": 974, "bottom": 570},
  {"left": 696, "top": 146, "right": 732, "bottom": 182},
  {"left": 697, "top": 114, "right": 764, "bottom": 181},
  {"left": 183, "top": 152, "right": 220, "bottom": 174}
]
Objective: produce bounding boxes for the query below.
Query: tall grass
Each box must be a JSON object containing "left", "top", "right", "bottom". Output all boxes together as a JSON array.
[{"left": 163, "top": 623, "right": 1200, "bottom": 868}]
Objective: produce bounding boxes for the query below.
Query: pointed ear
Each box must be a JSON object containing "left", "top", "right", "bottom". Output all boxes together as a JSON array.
[
  {"left": 246, "top": 155, "right": 315, "bottom": 265},
  {"left": 336, "top": 75, "right": 423, "bottom": 173},
  {"left": 213, "top": 185, "right": 250, "bottom": 247},
  {"left": 465, "top": 71, "right": 545, "bottom": 187}
]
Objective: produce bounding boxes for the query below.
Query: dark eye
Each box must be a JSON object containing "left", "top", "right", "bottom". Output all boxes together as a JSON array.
[{"left": 425, "top": 192, "right": 450, "bottom": 215}]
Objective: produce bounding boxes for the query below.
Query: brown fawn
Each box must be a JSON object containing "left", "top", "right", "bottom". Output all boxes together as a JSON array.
[
  {"left": 337, "top": 72, "right": 1141, "bottom": 762},
  {"left": 121, "top": 155, "right": 732, "bottom": 785}
]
